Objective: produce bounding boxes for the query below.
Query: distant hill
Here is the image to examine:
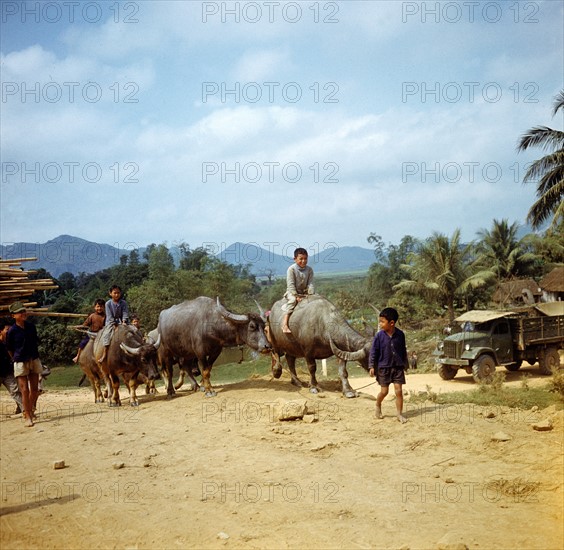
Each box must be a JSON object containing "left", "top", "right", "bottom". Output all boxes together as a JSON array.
[
  {"left": 0, "top": 235, "right": 376, "bottom": 278},
  {"left": 0, "top": 235, "right": 131, "bottom": 278},
  {"left": 218, "top": 242, "right": 376, "bottom": 277}
]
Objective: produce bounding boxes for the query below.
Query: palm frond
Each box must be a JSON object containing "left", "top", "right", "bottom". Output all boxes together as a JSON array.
[
  {"left": 517, "top": 127, "right": 564, "bottom": 152},
  {"left": 552, "top": 90, "right": 564, "bottom": 116}
]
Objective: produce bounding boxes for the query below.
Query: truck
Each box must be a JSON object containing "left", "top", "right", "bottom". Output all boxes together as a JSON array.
[{"left": 434, "top": 302, "right": 564, "bottom": 383}]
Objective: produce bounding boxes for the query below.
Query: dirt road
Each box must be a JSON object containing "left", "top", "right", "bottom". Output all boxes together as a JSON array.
[{"left": 1, "top": 368, "right": 562, "bottom": 550}]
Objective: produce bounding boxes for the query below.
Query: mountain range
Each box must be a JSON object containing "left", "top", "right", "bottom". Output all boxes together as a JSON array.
[{"left": 0, "top": 235, "right": 377, "bottom": 278}]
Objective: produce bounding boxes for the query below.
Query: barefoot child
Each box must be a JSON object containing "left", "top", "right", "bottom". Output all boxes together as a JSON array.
[
  {"left": 368, "top": 307, "right": 408, "bottom": 423},
  {"left": 72, "top": 299, "right": 106, "bottom": 363},
  {"left": 281, "top": 247, "right": 314, "bottom": 333}
]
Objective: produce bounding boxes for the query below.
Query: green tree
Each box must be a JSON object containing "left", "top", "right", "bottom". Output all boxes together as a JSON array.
[
  {"left": 394, "top": 229, "right": 492, "bottom": 323},
  {"left": 475, "top": 219, "right": 537, "bottom": 281},
  {"left": 517, "top": 90, "right": 564, "bottom": 229},
  {"left": 366, "top": 235, "right": 419, "bottom": 305},
  {"left": 147, "top": 244, "right": 175, "bottom": 284},
  {"left": 178, "top": 243, "right": 209, "bottom": 271},
  {"left": 522, "top": 221, "right": 564, "bottom": 267}
]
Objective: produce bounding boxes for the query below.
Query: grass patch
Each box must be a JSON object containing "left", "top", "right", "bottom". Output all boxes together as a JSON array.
[{"left": 409, "top": 382, "right": 563, "bottom": 410}]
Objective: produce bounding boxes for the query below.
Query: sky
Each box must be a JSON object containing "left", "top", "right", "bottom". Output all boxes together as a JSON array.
[{"left": 1, "top": 0, "right": 563, "bottom": 260}]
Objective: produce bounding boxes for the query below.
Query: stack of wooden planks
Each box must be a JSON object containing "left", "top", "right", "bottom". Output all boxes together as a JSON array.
[{"left": 0, "top": 257, "right": 59, "bottom": 312}]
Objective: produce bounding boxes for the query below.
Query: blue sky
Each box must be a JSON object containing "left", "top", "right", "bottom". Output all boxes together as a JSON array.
[{"left": 1, "top": 0, "right": 562, "bottom": 257}]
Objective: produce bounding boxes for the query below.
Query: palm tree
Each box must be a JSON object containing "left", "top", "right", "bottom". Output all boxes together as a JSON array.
[
  {"left": 475, "top": 219, "right": 537, "bottom": 281},
  {"left": 517, "top": 90, "right": 564, "bottom": 229},
  {"left": 394, "top": 229, "right": 493, "bottom": 323}
]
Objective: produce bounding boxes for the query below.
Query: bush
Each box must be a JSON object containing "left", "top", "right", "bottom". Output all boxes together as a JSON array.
[{"left": 37, "top": 319, "right": 80, "bottom": 365}]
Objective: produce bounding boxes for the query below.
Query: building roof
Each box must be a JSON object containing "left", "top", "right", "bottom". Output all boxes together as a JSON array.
[
  {"left": 492, "top": 279, "right": 542, "bottom": 304},
  {"left": 539, "top": 266, "right": 564, "bottom": 292}
]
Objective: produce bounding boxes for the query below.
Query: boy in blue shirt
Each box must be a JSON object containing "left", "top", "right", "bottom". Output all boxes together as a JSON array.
[{"left": 368, "top": 307, "right": 408, "bottom": 423}]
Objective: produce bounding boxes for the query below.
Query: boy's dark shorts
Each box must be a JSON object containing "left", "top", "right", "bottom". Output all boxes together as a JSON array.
[{"left": 376, "top": 366, "right": 406, "bottom": 386}]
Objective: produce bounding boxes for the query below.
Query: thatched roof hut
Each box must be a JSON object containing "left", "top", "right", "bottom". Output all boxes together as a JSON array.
[
  {"left": 539, "top": 266, "right": 564, "bottom": 301},
  {"left": 492, "top": 278, "right": 542, "bottom": 306}
]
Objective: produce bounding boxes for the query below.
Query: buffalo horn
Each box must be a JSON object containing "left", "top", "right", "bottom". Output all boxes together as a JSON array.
[
  {"left": 216, "top": 297, "right": 249, "bottom": 324},
  {"left": 254, "top": 299, "right": 266, "bottom": 320},
  {"left": 120, "top": 342, "right": 141, "bottom": 356},
  {"left": 329, "top": 338, "right": 367, "bottom": 362},
  {"left": 368, "top": 304, "right": 380, "bottom": 316},
  {"left": 151, "top": 332, "right": 161, "bottom": 349}
]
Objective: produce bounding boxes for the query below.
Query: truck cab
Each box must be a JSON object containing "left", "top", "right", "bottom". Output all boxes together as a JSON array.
[{"left": 434, "top": 310, "right": 517, "bottom": 383}]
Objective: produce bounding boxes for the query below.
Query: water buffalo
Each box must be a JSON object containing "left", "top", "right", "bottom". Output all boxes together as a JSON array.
[
  {"left": 78, "top": 336, "right": 107, "bottom": 403},
  {"left": 267, "top": 294, "right": 372, "bottom": 398},
  {"left": 157, "top": 296, "right": 271, "bottom": 397},
  {"left": 146, "top": 328, "right": 201, "bottom": 393},
  {"left": 93, "top": 324, "right": 161, "bottom": 406}
]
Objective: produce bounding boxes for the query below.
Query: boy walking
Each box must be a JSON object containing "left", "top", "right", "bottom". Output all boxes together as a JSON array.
[
  {"left": 281, "top": 247, "right": 314, "bottom": 333},
  {"left": 368, "top": 307, "right": 408, "bottom": 423},
  {"left": 6, "top": 302, "right": 42, "bottom": 427}
]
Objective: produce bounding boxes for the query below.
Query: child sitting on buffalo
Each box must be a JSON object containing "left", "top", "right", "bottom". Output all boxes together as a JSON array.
[
  {"left": 73, "top": 298, "right": 106, "bottom": 363},
  {"left": 98, "top": 285, "right": 130, "bottom": 363},
  {"left": 281, "top": 247, "right": 314, "bottom": 334}
]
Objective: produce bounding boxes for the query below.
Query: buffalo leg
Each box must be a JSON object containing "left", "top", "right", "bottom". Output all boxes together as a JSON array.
[
  {"left": 128, "top": 377, "right": 140, "bottom": 406},
  {"left": 164, "top": 360, "right": 175, "bottom": 399},
  {"left": 184, "top": 359, "right": 200, "bottom": 392},
  {"left": 285, "top": 356, "right": 307, "bottom": 388},
  {"left": 174, "top": 369, "right": 186, "bottom": 390},
  {"left": 109, "top": 373, "right": 121, "bottom": 406},
  {"left": 200, "top": 351, "right": 221, "bottom": 397},
  {"left": 305, "top": 357, "right": 320, "bottom": 394},
  {"left": 338, "top": 360, "right": 357, "bottom": 398}
]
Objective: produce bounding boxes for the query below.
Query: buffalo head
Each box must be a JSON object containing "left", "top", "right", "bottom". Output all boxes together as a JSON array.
[
  {"left": 120, "top": 340, "right": 161, "bottom": 380},
  {"left": 329, "top": 338, "right": 370, "bottom": 370},
  {"left": 216, "top": 297, "right": 271, "bottom": 353}
]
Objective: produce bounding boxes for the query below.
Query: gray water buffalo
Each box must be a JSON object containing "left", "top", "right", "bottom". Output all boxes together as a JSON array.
[
  {"left": 147, "top": 328, "right": 201, "bottom": 393},
  {"left": 267, "top": 294, "right": 372, "bottom": 398},
  {"left": 157, "top": 296, "right": 271, "bottom": 397},
  {"left": 93, "top": 324, "right": 161, "bottom": 406}
]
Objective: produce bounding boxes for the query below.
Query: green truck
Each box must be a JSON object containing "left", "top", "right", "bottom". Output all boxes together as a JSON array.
[{"left": 434, "top": 302, "right": 564, "bottom": 383}]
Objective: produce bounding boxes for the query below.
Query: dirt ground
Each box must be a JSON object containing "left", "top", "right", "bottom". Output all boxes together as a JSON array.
[{"left": 1, "top": 365, "right": 563, "bottom": 550}]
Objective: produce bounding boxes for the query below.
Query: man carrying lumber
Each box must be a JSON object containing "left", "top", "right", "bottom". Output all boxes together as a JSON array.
[{"left": 6, "top": 302, "right": 41, "bottom": 427}]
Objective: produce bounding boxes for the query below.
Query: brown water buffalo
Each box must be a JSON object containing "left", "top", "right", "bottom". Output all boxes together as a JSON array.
[
  {"left": 93, "top": 324, "right": 161, "bottom": 406},
  {"left": 157, "top": 296, "right": 270, "bottom": 397},
  {"left": 78, "top": 336, "right": 107, "bottom": 403},
  {"left": 267, "top": 294, "right": 372, "bottom": 398}
]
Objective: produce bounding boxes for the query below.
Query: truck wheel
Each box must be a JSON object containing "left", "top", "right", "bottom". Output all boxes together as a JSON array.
[
  {"left": 438, "top": 365, "right": 457, "bottom": 380},
  {"left": 472, "top": 355, "right": 496, "bottom": 383},
  {"left": 505, "top": 360, "right": 522, "bottom": 372},
  {"left": 538, "top": 347, "right": 562, "bottom": 375}
]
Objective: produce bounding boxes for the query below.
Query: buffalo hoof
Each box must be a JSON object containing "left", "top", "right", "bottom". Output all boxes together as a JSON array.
[
  {"left": 309, "top": 387, "right": 319, "bottom": 394},
  {"left": 344, "top": 390, "right": 358, "bottom": 398},
  {"left": 130, "top": 401, "right": 139, "bottom": 407},
  {"left": 109, "top": 402, "right": 120, "bottom": 407},
  {"left": 191, "top": 384, "right": 199, "bottom": 392},
  {"left": 272, "top": 367, "right": 282, "bottom": 379},
  {"left": 199, "top": 386, "right": 206, "bottom": 393},
  {"left": 205, "top": 391, "right": 217, "bottom": 398}
]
